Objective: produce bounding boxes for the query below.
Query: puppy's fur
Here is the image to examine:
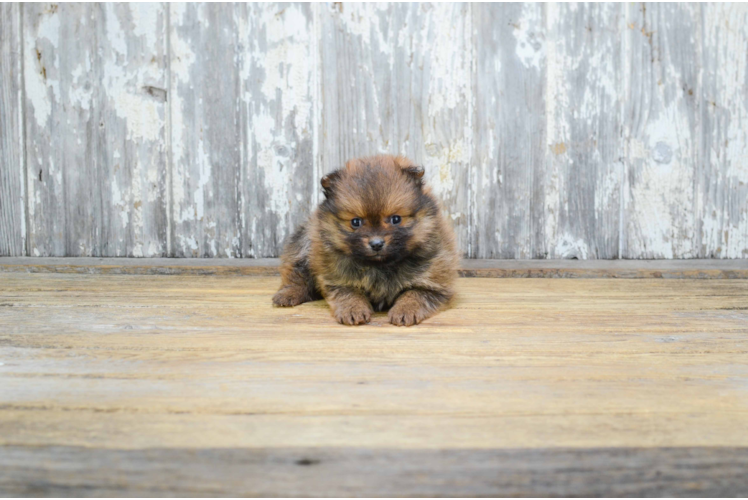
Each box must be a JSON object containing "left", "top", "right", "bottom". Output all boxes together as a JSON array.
[{"left": 272, "top": 155, "right": 458, "bottom": 326}]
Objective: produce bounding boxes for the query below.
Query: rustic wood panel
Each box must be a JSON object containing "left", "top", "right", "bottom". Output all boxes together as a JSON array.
[
  {"left": 23, "top": 3, "right": 169, "bottom": 257},
  {"left": 0, "top": 4, "right": 25, "bottom": 256},
  {"left": 1, "top": 273, "right": 748, "bottom": 494},
  {"left": 6, "top": 2, "right": 748, "bottom": 259},
  {"left": 544, "top": 3, "right": 624, "bottom": 259},
  {"left": 170, "top": 3, "right": 313, "bottom": 258},
  {"left": 2, "top": 256, "right": 747, "bottom": 278},
  {"left": 471, "top": 3, "right": 547, "bottom": 259},
  {"left": 319, "top": 3, "right": 472, "bottom": 255},
  {"left": 2, "top": 445, "right": 747, "bottom": 497},
  {"left": 621, "top": 3, "right": 701, "bottom": 259},
  {"left": 700, "top": 4, "right": 748, "bottom": 258}
]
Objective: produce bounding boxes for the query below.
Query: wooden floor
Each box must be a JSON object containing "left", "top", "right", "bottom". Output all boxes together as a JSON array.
[{"left": 1, "top": 271, "right": 748, "bottom": 496}]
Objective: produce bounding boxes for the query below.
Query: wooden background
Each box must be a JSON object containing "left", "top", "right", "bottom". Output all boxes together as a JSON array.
[{"left": 1, "top": 3, "right": 746, "bottom": 259}]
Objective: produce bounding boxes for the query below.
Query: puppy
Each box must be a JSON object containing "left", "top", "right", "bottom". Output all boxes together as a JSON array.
[{"left": 272, "top": 155, "right": 458, "bottom": 326}]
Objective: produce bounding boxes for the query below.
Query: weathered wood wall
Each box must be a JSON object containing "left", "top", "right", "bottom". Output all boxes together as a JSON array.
[{"left": 1, "top": 3, "right": 746, "bottom": 259}]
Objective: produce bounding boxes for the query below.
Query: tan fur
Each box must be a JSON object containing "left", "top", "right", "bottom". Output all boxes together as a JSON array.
[{"left": 273, "top": 155, "right": 458, "bottom": 326}]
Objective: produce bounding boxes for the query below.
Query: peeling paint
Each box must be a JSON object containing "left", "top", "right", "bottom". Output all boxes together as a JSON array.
[{"left": 5, "top": 2, "right": 747, "bottom": 260}]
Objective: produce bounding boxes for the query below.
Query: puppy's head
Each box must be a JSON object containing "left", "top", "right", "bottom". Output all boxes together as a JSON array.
[{"left": 318, "top": 155, "right": 438, "bottom": 264}]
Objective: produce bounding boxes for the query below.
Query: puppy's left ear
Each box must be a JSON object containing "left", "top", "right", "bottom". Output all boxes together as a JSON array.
[
  {"left": 401, "top": 165, "right": 425, "bottom": 179},
  {"left": 320, "top": 170, "right": 342, "bottom": 198}
]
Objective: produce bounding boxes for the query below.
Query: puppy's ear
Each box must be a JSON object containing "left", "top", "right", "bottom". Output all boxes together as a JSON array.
[
  {"left": 320, "top": 170, "right": 342, "bottom": 198},
  {"left": 401, "top": 165, "right": 425, "bottom": 179},
  {"left": 393, "top": 156, "right": 425, "bottom": 180},
  {"left": 345, "top": 158, "right": 361, "bottom": 171}
]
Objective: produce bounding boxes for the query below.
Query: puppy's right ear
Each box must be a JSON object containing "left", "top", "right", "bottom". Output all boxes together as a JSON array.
[{"left": 320, "top": 170, "right": 342, "bottom": 198}]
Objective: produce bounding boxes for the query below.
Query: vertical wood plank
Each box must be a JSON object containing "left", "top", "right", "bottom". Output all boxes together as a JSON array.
[
  {"left": 621, "top": 3, "right": 701, "bottom": 259},
  {"left": 170, "top": 3, "right": 314, "bottom": 258},
  {"left": 472, "top": 3, "right": 547, "bottom": 258},
  {"left": 241, "top": 3, "right": 315, "bottom": 258},
  {"left": 319, "top": 3, "right": 472, "bottom": 256},
  {"left": 23, "top": 3, "right": 168, "bottom": 257},
  {"left": 0, "top": 3, "right": 25, "bottom": 256},
  {"left": 700, "top": 4, "right": 748, "bottom": 258},
  {"left": 544, "top": 4, "right": 624, "bottom": 259},
  {"left": 169, "top": 3, "right": 242, "bottom": 258}
]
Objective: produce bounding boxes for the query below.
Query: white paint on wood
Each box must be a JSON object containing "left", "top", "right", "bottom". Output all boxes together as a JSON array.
[
  {"left": 621, "top": 4, "right": 701, "bottom": 259},
  {"left": 0, "top": 4, "right": 26, "bottom": 256},
  {"left": 170, "top": 3, "right": 313, "bottom": 258},
  {"left": 320, "top": 3, "right": 472, "bottom": 254},
  {"left": 700, "top": 4, "right": 748, "bottom": 258},
  {"left": 22, "top": 3, "right": 168, "bottom": 257},
  {"left": 2, "top": 2, "right": 747, "bottom": 259}
]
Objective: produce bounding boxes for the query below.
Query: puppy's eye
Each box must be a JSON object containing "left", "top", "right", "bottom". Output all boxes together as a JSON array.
[
  {"left": 351, "top": 218, "right": 363, "bottom": 228},
  {"left": 390, "top": 215, "right": 402, "bottom": 225}
]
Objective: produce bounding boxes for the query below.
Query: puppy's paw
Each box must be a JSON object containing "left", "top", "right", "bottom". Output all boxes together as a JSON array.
[
  {"left": 272, "top": 286, "right": 308, "bottom": 307},
  {"left": 388, "top": 302, "right": 429, "bottom": 327},
  {"left": 334, "top": 303, "right": 372, "bottom": 325}
]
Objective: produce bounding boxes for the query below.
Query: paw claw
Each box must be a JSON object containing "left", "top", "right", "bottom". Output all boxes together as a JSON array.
[
  {"left": 388, "top": 306, "right": 427, "bottom": 327},
  {"left": 334, "top": 304, "right": 372, "bottom": 325}
]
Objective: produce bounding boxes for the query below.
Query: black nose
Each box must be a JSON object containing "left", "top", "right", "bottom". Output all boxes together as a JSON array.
[{"left": 369, "top": 238, "right": 385, "bottom": 251}]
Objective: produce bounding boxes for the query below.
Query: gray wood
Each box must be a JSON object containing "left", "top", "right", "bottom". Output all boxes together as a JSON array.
[
  {"left": 23, "top": 3, "right": 169, "bottom": 257},
  {"left": 7, "top": 2, "right": 748, "bottom": 260},
  {"left": 1, "top": 257, "right": 746, "bottom": 279},
  {"left": 169, "top": 3, "right": 314, "bottom": 258},
  {"left": 471, "top": 3, "right": 547, "bottom": 259},
  {"left": 1, "top": 445, "right": 747, "bottom": 497},
  {"left": 621, "top": 3, "right": 701, "bottom": 259},
  {"left": 319, "top": 3, "right": 472, "bottom": 255},
  {"left": 699, "top": 4, "right": 748, "bottom": 258},
  {"left": 0, "top": 4, "right": 25, "bottom": 257},
  {"left": 544, "top": 3, "right": 624, "bottom": 259}
]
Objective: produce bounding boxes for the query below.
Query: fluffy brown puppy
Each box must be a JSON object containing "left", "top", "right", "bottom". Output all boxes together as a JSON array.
[{"left": 272, "top": 155, "right": 458, "bottom": 326}]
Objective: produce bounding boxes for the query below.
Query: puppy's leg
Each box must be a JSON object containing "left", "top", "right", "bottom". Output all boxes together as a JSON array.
[
  {"left": 389, "top": 289, "right": 450, "bottom": 326},
  {"left": 273, "top": 226, "right": 320, "bottom": 307},
  {"left": 325, "top": 286, "right": 373, "bottom": 326},
  {"left": 273, "top": 259, "right": 318, "bottom": 307}
]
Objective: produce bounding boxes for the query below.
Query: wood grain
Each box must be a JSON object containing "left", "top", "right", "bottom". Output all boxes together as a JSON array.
[
  {"left": 1, "top": 446, "right": 747, "bottom": 497},
  {"left": 23, "top": 4, "right": 169, "bottom": 257},
  {"left": 319, "top": 3, "right": 472, "bottom": 255},
  {"left": 621, "top": 3, "right": 701, "bottom": 259},
  {"left": 699, "top": 4, "right": 748, "bottom": 258},
  {"left": 1, "top": 273, "right": 748, "bottom": 494},
  {"left": 1, "top": 257, "right": 747, "bottom": 278},
  {"left": 5, "top": 2, "right": 748, "bottom": 259},
  {"left": 170, "top": 3, "right": 314, "bottom": 258},
  {"left": 545, "top": 3, "right": 624, "bottom": 259},
  {"left": 472, "top": 3, "right": 547, "bottom": 259},
  {"left": 0, "top": 4, "right": 25, "bottom": 257}
]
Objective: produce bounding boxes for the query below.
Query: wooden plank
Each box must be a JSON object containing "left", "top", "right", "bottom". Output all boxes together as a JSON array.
[
  {"left": 319, "top": 3, "right": 472, "bottom": 255},
  {"left": 1, "top": 273, "right": 747, "bottom": 493},
  {"left": 1, "top": 445, "right": 747, "bottom": 497},
  {"left": 699, "top": 4, "right": 748, "bottom": 258},
  {"left": 472, "top": 4, "right": 547, "bottom": 259},
  {"left": 544, "top": 4, "right": 624, "bottom": 259},
  {"left": 23, "top": 3, "right": 168, "bottom": 257},
  {"left": 0, "top": 4, "right": 25, "bottom": 257},
  {"left": 170, "top": 3, "right": 314, "bottom": 258},
  {"left": 621, "top": 4, "right": 701, "bottom": 258},
  {"left": 0, "top": 257, "right": 747, "bottom": 278}
]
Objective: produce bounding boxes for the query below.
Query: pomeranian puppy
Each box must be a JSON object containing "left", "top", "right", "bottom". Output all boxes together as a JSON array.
[{"left": 272, "top": 154, "right": 458, "bottom": 326}]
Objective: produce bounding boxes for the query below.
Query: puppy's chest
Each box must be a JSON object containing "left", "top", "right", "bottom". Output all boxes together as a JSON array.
[{"left": 353, "top": 268, "right": 413, "bottom": 308}]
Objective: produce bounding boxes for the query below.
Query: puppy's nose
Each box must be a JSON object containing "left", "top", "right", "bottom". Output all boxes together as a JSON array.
[{"left": 369, "top": 238, "right": 385, "bottom": 252}]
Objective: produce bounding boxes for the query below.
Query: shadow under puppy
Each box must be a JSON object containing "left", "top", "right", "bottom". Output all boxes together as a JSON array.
[{"left": 273, "top": 155, "right": 458, "bottom": 326}]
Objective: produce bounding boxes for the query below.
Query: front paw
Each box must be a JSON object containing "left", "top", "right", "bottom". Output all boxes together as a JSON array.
[
  {"left": 334, "top": 303, "right": 372, "bottom": 325},
  {"left": 273, "top": 286, "right": 307, "bottom": 307},
  {"left": 388, "top": 302, "right": 429, "bottom": 326}
]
